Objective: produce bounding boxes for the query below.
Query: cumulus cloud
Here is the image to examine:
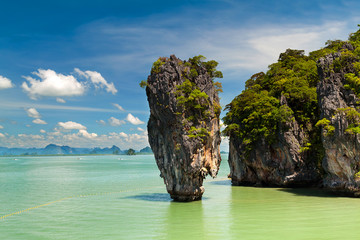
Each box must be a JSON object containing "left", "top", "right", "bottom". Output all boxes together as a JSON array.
[
  {"left": 18, "top": 134, "right": 44, "bottom": 140},
  {"left": 1, "top": 130, "right": 149, "bottom": 149},
  {"left": 112, "top": 103, "right": 125, "bottom": 111},
  {"left": 126, "top": 113, "right": 144, "bottom": 125},
  {"left": 137, "top": 127, "right": 145, "bottom": 132},
  {"left": 108, "top": 117, "right": 125, "bottom": 126},
  {"left": 97, "top": 120, "right": 106, "bottom": 125},
  {"left": 40, "top": 129, "right": 46, "bottom": 133},
  {"left": 0, "top": 125, "right": 3, "bottom": 129},
  {"left": 26, "top": 108, "right": 41, "bottom": 118},
  {"left": 0, "top": 75, "right": 14, "bottom": 90},
  {"left": 22, "top": 69, "right": 85, "bottom": 100},
  {"left": 78, "top": 129, "right": 98, "bottom": 139},
  {"left": 0, "top": 133, "right": 5, "bottom": 138},
  {"left": 119, "top": 132, "right": 128, "bottom": 138},
  {"left": 56, "top": 97, "right": 66, "bottom": 103},
  {"left": 33, "top": 119, "right": 47, "bottom": 125},
  {"left": 74, "top": 68, "right": 117, "bottom": 94},
  {"left": 58, "top": 121, "right": 86, "bottom": 130}
]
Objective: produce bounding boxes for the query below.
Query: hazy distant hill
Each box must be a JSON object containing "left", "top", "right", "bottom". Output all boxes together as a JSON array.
[
  {"left": 139, "top": 146, "right": 153, "bottom": 154},
  {"left": 0, "top": 144, "right": 145, "bottom": 156}
]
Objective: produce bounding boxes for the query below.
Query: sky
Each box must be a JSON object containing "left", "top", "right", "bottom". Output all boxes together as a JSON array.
[{"left": 0, "top": 0, "right": 360, "bottom": 151}]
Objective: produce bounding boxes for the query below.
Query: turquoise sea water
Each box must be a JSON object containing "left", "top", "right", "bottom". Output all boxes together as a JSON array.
[{"left": 1, "top": 154, "right": 360, "bottom": 239}]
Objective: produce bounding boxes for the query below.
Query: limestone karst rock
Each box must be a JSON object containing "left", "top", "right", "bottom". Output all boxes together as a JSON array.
[
  {"left": 224, "top": 49, "right": 321, "bottom": 187},
  {"left": 317, "top": 43, "right": 360, "bottom": 196},
  {"left": 227, "top": 95, "right": 321, "bottom": 187},
  {"left": 145, "top": 55, "right": 222, "bottom": 201},
  {"left": 225, "top": 40, "right": 360, "bottom": 196}
]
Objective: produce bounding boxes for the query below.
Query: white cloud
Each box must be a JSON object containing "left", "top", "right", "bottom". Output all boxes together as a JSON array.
[
  {"left": 82, "top": 19, "right": 352, "bottom": 79},
  {"left": 56, "top": 98, "right": 66, "bottom": 103},
  {"left": 137, "top": 127, "right": 145, "bottom": 132},
  {"left": 0, "top": 133, "right": 5, "bottom": 138},
  {"left": 22, "top": 69, "right": 85, "bottom": 100},
  {"left": 58, "top": 121, "right": 86, "bottom": 130},
  {"left": 108, "top": 117, "right": 125, "bottom": 126},
  {"left": 0, "top": 75, "right": 14, "bottom": 90},
  {"left": 78, "top": 129, "right": 98, "bottom": 139},
  {"left": 0, "top": 125, "right": 3, "bottom": 129},
  {"left": 74, "top": 68, "right": 117, "bottom": 94},
  {"left": 119, "top": 132, "right": 128, "bottom": 138},
  {"left": 97, "top": 120, "right": 106, "bottom": 125},
  {"left": 219, "top": 119, "right": 226, "bottom": 131},
  {"left": 18, "top": 134, "right": 44, "bottom": 140},
  {"left": 126, "top": 113, "right": 144, "bottom": 125},
  {"left": 0, "top": 130, "right": 149, "bottom": 150},
  {"left": 26, "top": 108, "right": 41, "bottom": 118},
  {"left": 33, "top": 119, "right": 47, "bottom": 125},
  {"left": 40, "top": 129, "right": 46, "bottom": 133},
  {"left": 112, "top": 103, "right": 125, "bottom": 111}
]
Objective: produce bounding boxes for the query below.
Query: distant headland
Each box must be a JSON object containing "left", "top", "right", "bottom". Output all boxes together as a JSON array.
[{"left": 0, "top": 144, "right": 153, "bottom": 156}]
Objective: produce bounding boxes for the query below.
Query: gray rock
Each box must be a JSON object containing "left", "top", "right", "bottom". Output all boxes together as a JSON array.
[
  {"left": 228, "top": 96, "right": 320, "bottom": 187},
  {"left": 145, "top": 55, "right": 221, "bottom": 201},
  {"left": 317, "top": 48, "right": 360, "bottom": 196}
]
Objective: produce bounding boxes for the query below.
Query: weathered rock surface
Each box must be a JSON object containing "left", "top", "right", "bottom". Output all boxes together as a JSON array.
[
  {"left": 229, "top": 96, "right": 321, "bottom": 187},
  {"left": 317, "top": 45, "right": 360, "bottom": 196},
  {"left": 145, "top": 55, "right": 221, "bottom": 201}
]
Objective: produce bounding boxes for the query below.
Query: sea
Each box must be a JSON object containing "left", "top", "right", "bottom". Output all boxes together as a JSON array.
[{"left": 1, "top": 154, "right": 360, "bottom": 239}]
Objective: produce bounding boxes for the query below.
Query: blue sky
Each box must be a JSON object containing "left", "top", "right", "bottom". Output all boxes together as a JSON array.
[{"left": 0, "top": 0, "right": 360, "bottom": 150}]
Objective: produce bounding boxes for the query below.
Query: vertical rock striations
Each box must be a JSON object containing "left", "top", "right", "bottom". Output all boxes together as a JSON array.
[
  {"left": 317, "top": 43, "right": 360, "bottom": 196},
  {"left": 145, "top": 55, "right": 222, "bottom": 201}
]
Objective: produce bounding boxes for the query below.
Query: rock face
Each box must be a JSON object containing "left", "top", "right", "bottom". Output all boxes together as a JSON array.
[
  {"left": 317, "top": 45, "right": 360, "bottom": 196},
  {"left": 145, "top": 55, "right": 222, "bottom": 201},
  {"left": 229, "top": 96, "right": 320, "bottom": 187}
]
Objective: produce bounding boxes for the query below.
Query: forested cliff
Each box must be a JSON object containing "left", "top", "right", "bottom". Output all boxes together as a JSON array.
[{"left": 224, "top": 26, "right": 360, "bottom": 196}]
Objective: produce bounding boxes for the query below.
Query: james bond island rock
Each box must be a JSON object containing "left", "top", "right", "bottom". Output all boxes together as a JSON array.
[
  {"left": 317, "top": 42, "right": 360, "bottom": 196},
  {"left": 144, "top": 55, "right": 222, "bottom": 201},
  {"left": 223, "top": 50, "right": 322, "bottom": 187}
]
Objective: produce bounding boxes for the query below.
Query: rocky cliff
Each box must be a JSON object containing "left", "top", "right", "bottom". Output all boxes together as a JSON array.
[
  {"left": 145, "top": 55, "right": 222, "bottom": 201},
  {"left": 224, "top": 29, "right": 360, "bottom": 196},
  {"left": 317, "top": 43, "right": 360, "bottom": 196},
  {"left": 224, "top": 49, "right": 322, "bottom": 187},
  {"left": 228, "top": 95, "right": 321, "bottom": 187}
]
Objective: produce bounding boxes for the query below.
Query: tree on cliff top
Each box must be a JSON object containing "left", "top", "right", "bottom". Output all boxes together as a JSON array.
[{"left": 223, "top": 26, "right": 360, "bottom": 158}]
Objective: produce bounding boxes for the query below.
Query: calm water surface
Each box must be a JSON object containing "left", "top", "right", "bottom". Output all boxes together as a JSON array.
[{"left": 1, "top": 154, "right": 360, "bottom": 239}]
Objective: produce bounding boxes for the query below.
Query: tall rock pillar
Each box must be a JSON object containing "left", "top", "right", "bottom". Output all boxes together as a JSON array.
[{"left": 145, "top": 55, "right": 222, "bottom": 201}]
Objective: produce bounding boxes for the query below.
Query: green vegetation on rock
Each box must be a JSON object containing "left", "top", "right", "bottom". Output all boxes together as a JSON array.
[
  {"left": 336, "top": 107, "right": 360, "bottom": 135},
  {"left": 224, "top": 25, "right": 360, "bottom": 162},
  {"left": 223, "top": 48, "right": 319, "bottom": 155}
]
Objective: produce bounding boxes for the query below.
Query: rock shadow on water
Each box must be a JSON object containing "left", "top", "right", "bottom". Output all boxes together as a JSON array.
[
  {"left": 125, "top": 193, "right": 209, "bottom": 202},
  {"left": 125, "top": 193, "right": 172, "bottom": 202},
  {"left": 278, "top": 188, "right": 346, "bottom": 198}
]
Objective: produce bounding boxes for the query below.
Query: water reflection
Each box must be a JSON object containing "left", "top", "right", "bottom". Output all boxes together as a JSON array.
[
  {"left": 164, "top": 201, "right": 205, "bottom": 240},
  {"left": 278, "top": 188, "right": 344, "bottom": 198}
]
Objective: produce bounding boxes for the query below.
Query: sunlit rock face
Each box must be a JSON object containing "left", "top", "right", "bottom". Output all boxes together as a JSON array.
[
  {"left": 145, "top": 55, "right": 221, "bottom": 201},
  {"left": 317, "top": 45, "right": 360, "bottom": 196}
]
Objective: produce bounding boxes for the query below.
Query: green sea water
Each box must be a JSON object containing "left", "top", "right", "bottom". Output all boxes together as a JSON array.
[{"left": 1, "top": 154, "right": 360, "bottom": 239}]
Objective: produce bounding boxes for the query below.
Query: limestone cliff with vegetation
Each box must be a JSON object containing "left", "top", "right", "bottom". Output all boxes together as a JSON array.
[
  {"left": 224, "top": 26, "right": 360, "bottom": 196},
  {"left": 144, "top": 55, "right": 222, "bottom": 201}
]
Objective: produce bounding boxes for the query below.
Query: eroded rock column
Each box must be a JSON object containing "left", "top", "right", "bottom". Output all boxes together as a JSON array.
[{"left": 145, "top": 55, "right": 222, "bottom": 201}]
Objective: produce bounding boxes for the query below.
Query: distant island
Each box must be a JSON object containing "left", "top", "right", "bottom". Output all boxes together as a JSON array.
[{"left": 0, "top": 144, "right": 153, "bottom": 156}]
